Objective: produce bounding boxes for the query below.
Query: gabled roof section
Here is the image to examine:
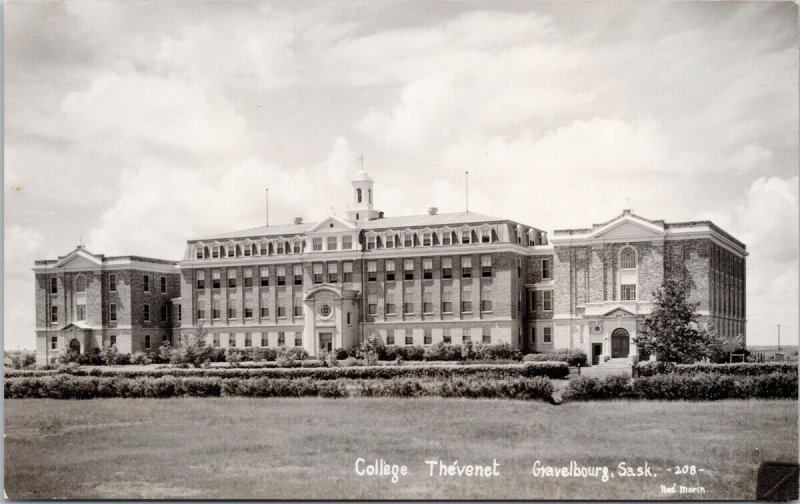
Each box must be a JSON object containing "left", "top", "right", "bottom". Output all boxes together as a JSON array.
[
  {"left": 52, "top": 246, "right": 104, "bottom": 269},
  {"left": 603, "top": 306, "right": 638, "bottom": 317},
  {"left": 194, "top": 222, "right": 316, "bottom": 241},
  {"left": 59, "top": 321, "right": 92, "bottom": 330},
  {"left": 307, "top": 215, "right": 357, "bottom": 233},
  {"left": 552, "top": 210, "right": 665, "bottom": 242}
]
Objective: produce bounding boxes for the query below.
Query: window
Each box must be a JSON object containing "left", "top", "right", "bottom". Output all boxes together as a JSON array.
[
  {"left": 109, "top": 274, "right": 116, "bottom": 292},
  {"left": 293, "top": 295, "right": 303, "bottom": 316},
  {"left": 260, "top": 297, "right": 269, "bottom": 318},
  {"left": 518, "top": 291, "right": 522, "bottom": 311},
  {"left": 347, "top": 312, "right": 352, "bottom": 325},
  {"left": 461, "top": 288, "right": 472, "bottom": 313},
  {"left": 367, "top": 261, "right": 377, "bottom": 282},
  {"left": 461, "top": 230, "right": 471, "bottom": 244},
  {"left": 442, "top": 258, "right": 452, "bottom": 279},
  {"left": 481, "top": 229, "right": 491, "bottom": 243},
  {"left": 213, "top": 334, "right": 220, "bottom": 347},
  {"left": 162, "top": 334, "right": 170, "bottom": 345},
  {"left": 531, "top": 327, "right": 536, "bottom": 343},
  {"left": 196, "top": 246, "right": 204, "bottom": 259},
  {"left": 405, "top": 333, "right": 413, "bottom": 345},
  {"left": 277, "top": 266, "right": 286, "bottom": 286},
  {"left": 276, "top": 241, "right": 285, "bottom": 255},
  {"left": 343, "top": 262, "right": 353, "bottom": 282},
  {"left": 110, "top": 334, "right": 117, "bottom": 348},
  {"left": 403, "top": 291, "right": 414, "bottom": 314},
  {"left": 212, "top": 245, "right": 220, "bottom": 259},
  {"left": 212, "top": 270, "right": 221, "bottom": 289},
  {"left": 160, "top": 305, "right": 168, "bottom": 322},
  {"left": 342, "top": 235, "right": 353, "bottom": 250},
  {"left": 227, "top": 244, "right": 236, "bottom": 258},
  {"left": 244, "top": 268, "right": 253, "bottom": 288},
  {"left": 462, "top": 333, "right": 471, "bottom": 343},
  {"left": 313, "top": 237, "right": 323, "bottom": 252},
  {"left": 260, "top": 267, "right": 269, "bottom": 287},
  {"left": 481, "top": 287, "right": 492, "bottom": 312},
  {"left": 245, "top": 333, "right": 252, "bottom": 347},
  {"left": 442, "top": 289, "right": 453, "bottom": 313},
  {"left": 443, "top": 328, "right": 451, "bottom": 344},
  {"left": 293, "top": 265, "right": 303, "bottom": 286},
  {"left": 259, "top": 242, "right": 267, "bottom": 255},
  {"left": 621, "top": 284, "right": 636, "bottom": 301},
  {"left": 424, "top": 328, "right": 432, "bottom": 345},
  {"left": 368, "top": 294, "right": 377, "bottom": 316},
  {"left": 109, "top": 303, "right": 117, "bottom": 322},
  {"left": 197, "top": 301, "right": 206, "bottom": 320},
  {"left": 160, "top": 276, "right": 167, "bottom": 293},
  {"left": 529, "top": 291, "right": 536, "bottom": 311},
  {"left": 243, "top": 243, "right": 252, "bottom": 257},
  {"left": 542, "top": 291, "right": 553, "bottom": 311},
  {"left": 542, "top": 259, "right": 551, "bottom": 280},
  {"left": 50, "top": 305, "right": 58, "bottom": 323},
  {"left": 212, "top": 300, "right": 221, "bottom": 319},
  {"left": 481, "top": 255, "right": 492, "bottom": 277},
  {"left": 442, "top": 231, "right": 452, "bottom": 246},
  {"left": 385, "top": 296, "right": 396, "bottom": 315},
  {"left": 278, "top": 332, "right": 285, "bottom": 346},
  {"left": 178, "top": 304, "right": 182, "bottom": 322},
  {"left": 385, "top": 234, "right": 395, "bottom": 248},
  {"left": 543, "top": 326, "right": 552, "bottom": 343},
  {"left": 75, "top": 276, "right": 86, "bottom": 293},
  {"left": 295, "top": 332, "right": 302, "bottom": 347},
  {"left": 229, "top": 334, "right": 236, "bottom": 347},
  {"left": 245, "top": 298, "right": 253, "bottom": 319},
  {"left": 423, "top": 232, "right": 432, "bottom": 246},
  {"left": 143, "top": 275, "right": 150, "bottom": 293},
  {"left": 620, "top": 248, "right": 636, "bottom": 269},
  {"left": 293, "top": 241, "right": 302, "bottom": 254},
  {"left": 423, "top": 258, "right": 433, "bottom": 279},
  {"left": 328, "top": 262, "right": 338, "bottom": 283},
  {"left": 385, "top": 260, "right": 396, "bottom": 281},
  {"left": 461, "top": 257, "right": 472, "bottom": 278},
  {"left": 196, "top": 271, "right": 205, "bottom": 290},
  {"left": 517, "top": 257, "right": 522, "bottom": 277},
  {"left": 277, "top": 304, "right": 286, "bottom": 318},
  {"left": 76, "top": 304, "right": 86, "bottom": 322},
  {"left": 327, "top": 236, "right": 338, "bottom": 251},
  {"left": 404, "top": 259, "right": 414, "bottom": 281},
  {"left": 404, "top": 233, "right": 414, "bottom": 247},
  {"left": 482, "top": 332, "right": 491, "bottom": 343},
  {"left": 143, "top": 304, "right": 151, "bottom": 322},
  {"left": 228, "top": 299, "right": 237, "bottom": 319},
  {"left": 227, "top": 269, "right": 236, "bottom": 288},
  {"left": 145, "top": 335, "right": 151, "bottom": 349},
  {"left": 367, "top": 235, "right": 376, "bottom": 250},
  {"left": 423, "top": 291, "right": 433, "bottom": 314},
  {"left": 386, "top": 329, "right": 395, "bottom": 345},
  {"left": 313, "top": 263, "right": 324, "bottom": 284},
  {"left": 259, "top": 333, "right": 266, "bottom": 346}
]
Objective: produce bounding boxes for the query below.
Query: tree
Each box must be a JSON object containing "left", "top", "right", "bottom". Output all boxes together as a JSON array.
[
  {"left": 633, "top": 279, "right": 725, "bottom": 364},
  {"left": 170, "top": 323, "right": 213, "bottom": 368}
]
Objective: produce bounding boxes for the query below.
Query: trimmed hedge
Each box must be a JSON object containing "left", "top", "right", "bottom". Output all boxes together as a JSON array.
[
  {"left": 637, "top": 361, "right": 798, "bottom": 377},
  {"left": 564, "top": 372, "right": 798, "bottom": 401},
  {"left": 5, "top": 361, "right": 569, "bottom": 381},
  {"left": 359, "top": 377, "right": 554, "bottom": 401},
  {"left": 523, "top": 349, "right": 588, "bottom": 367},
  {"left": 4, "top": 375, "right": 347, "bottom": 399}
]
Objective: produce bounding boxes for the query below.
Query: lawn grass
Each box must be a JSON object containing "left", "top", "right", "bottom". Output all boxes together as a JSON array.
[{"left": 5, "top": 398, "right": 796, "bottom": 500}]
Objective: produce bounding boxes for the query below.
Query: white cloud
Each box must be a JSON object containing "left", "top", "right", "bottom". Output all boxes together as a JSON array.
[{"left": 3, "top": 226, "right": 47, "bottom": 350}]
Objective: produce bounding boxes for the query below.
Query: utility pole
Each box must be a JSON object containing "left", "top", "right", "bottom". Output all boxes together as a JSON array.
[
  {"left": 465, "top": 171, "right": 469, "bottom": 212},
  {"left": 265, "top": 188, "right": 269, "bottom": 227},
  {"left": 777, "top": 324, "right": 781, "bottom": 351}
]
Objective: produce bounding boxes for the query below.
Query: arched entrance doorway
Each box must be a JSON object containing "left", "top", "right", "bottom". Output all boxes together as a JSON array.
[
  {"left": 69, "top": 338, "right": 81, "bottom": 353},
  {"left": 610, "top": 328, "right": 629, "bottom": 358}
]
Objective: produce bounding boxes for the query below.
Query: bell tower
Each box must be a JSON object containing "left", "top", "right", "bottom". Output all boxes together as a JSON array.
[{"left": 346, "top": 166, "right": 380, "bottom": 222}]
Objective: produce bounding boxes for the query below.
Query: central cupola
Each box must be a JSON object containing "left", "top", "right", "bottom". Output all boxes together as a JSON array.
[{"left": 346, "top": 169, "right": 381, "bottom": 222}]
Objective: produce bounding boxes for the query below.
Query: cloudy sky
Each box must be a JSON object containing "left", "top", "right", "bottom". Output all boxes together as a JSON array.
[{"left": 4, "top": 0, "right": 798, "bottom": 349}]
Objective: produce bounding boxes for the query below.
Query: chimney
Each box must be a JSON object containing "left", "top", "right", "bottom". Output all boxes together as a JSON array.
[
  {"left": 378, "top": 211, "right": 384, "bottom": 219},
  {"left": 294, "top": 217, "right": 303, "bottom": 224},
  {"left": 428, "top": 207, "right": 438, "bottom": 216}
]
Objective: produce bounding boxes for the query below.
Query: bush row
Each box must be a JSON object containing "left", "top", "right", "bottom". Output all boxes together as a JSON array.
[
  {"left": 4, "top": 375, "right": 348, "bottom": 399},
  {"left": 359, "top": 377, "right": 554, "bottom": 401},
  {"left": 523, "top": 349, "right": 588, "bottom": 367},
  {"left": 6, "top": 361, "right": 570, "bottom": 380},
  {"left": 636, "top": 361, "right": 798, "bottom": 377},
  {"left": 564, "top": 372, "right": 798, "bottom": 401}
]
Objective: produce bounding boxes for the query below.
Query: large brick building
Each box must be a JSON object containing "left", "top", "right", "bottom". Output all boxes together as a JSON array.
[
  {"left": 34, "top": 170, "right": 748, "bottom": 365},
  {"left": 33, "top": 246, "right": 180, "bottom": 365}
]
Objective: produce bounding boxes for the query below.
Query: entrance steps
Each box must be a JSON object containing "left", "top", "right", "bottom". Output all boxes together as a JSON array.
[{"left": 580, "top": 358, "right": 633, "bottom": 379}]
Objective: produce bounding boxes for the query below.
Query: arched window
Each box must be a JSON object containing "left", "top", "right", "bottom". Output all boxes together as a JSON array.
[
  {"left": 368, "top": 188, "right": 372, "bottom": 204},
  {"left": 357, "top": 188, "right": 362, "bottom": 203},
  {"left": 620, "top": 248, "right": 636, "bottom": 269},
  {"left": 75, "top": 276, "right": 86, "bottom": 293}
]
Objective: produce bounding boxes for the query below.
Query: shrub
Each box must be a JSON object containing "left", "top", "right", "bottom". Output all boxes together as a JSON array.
[
  {"left": 637, "top": 361, "right": 797, "bottom": 377},
  {"left": 8, "top": 351, "right": 37, "bottom": 370},
  {"left": 170, "top": 331, "right": 214, "bottom": 367},
  {"left": 635, "top": 361, "right": 677, "bottom": 377},
  {"left": 423, "top": 342, "right": 462, "bottom": 361},
  {"left": 334, "top": 348, "right": 350, "bottom": 360},
  {"left": 523, "top": 361, "right": 570, "bottom": 379},
  {"left": 355, "top": 335, "right": 382, "bottom": 365},
  {"left": 359, "top": 377, "right": 553, "bottom": 401},
  {"left": 473, "top": 342, "right": 523, "bottom": 361},
  {"left": 225, "top": 348, "right": 245, "bottom": 367},
  {"left": 130, "top": 352, "right": 152, "bottom": 365},
  {"left": 523, "top": 349, "right": 587, "bottom": 367}
]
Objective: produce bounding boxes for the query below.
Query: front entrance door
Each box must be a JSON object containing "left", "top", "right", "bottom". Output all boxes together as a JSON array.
[
  {"left": 592, "top": 343, "right": 602, "bottom": 365},
  {"left": 319, "top": 332, "right": 333, "bottom": 352},
  {"left": 69, "top": 338, "right": 81, "bottom": 353},
  {"left": 610, "top": 328, "right": 630, "bottom": 358}
]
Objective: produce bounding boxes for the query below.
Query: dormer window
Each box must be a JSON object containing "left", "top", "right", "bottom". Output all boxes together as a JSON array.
[
  {"left": 442, "top": 231, "right": 452, "bottom": 246},
  {"left": 212, "top": 245, "right": 220, "bottom": 259},
  {"left": 367, "top": 235, "right": 376, "bottom": 250},
  {"left": 293, "top": 241, "right": 302, "bottom": 254},
  {"left": 385, "top": 234, "right": 395, "bottom": 248},
  {"left": 259, "top": 241, "right": 268, "bottom": 255},
  {"left": 196, "top": 245, "right": 204, "bottom": 259},
  {"left": 461, "top": 230, "right": 471, "bottom": 244},
  {"left": 404, "top": 233, "right": 414, "bottom": 247},
  {"left": 481, "top": 229, "right": 491, "bottom": 243},
  {"left": 276, "top": 241, "right": 285, "bottom": 254},
  {"left": 227, "top": 244, "right": 236, "bottom": 258},
  {"left": 423, "top": 232, "right": 432, "bottom": 246},
  {"left": 243, "top": 243, "right": 252, "bottom": 257}
]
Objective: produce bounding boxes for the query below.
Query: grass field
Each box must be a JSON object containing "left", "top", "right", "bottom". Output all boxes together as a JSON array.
[{"left": 4, "top": 398, "right": 797, "bottom": 500}]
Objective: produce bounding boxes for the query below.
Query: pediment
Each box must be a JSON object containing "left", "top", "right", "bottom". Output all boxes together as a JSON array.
[
  {"left": 590, "top": 217, "right": 664, "bottom": 241},
  {"left": 603, "top": 307, "right": 637, "bottom": 317},
  {"left": 54, "top": 249, "right": 103, "bottom": 270},
  {"left": 307, "top": 216, "right": 356, "bottom": 233}
]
